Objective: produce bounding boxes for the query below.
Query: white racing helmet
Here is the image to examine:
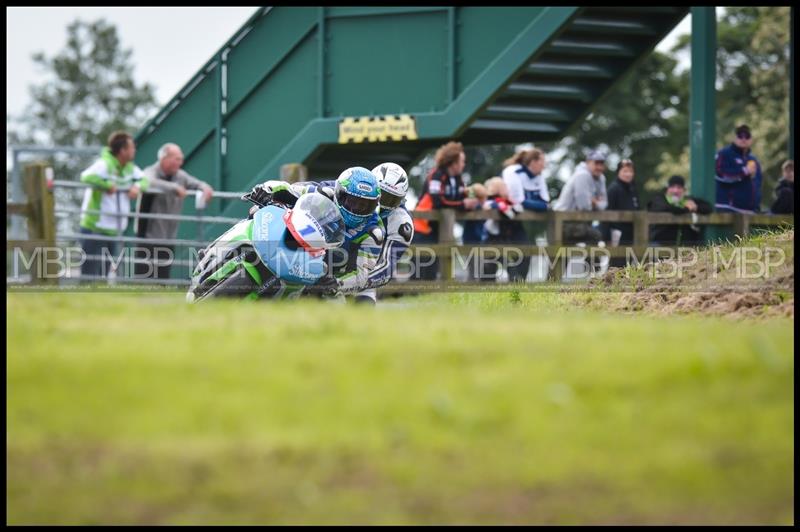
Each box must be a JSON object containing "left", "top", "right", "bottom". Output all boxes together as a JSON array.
[
  {"left": 371, "top": 162, "right": 409, "bottom": 210},
  {"left": 283, "top": 193, "right": 345, "bottom": 257}
]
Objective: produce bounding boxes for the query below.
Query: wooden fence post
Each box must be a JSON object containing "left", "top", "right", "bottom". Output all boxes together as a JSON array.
[
  {"left": 22, "top": 162, "right": 57, "bottom": 284},
  {"left": 733, "top": 213, "right": 750, "bottom": 240},
  {"left": 633, "top": 211, "right": 650, "bottom": 248},
  {"left": 438, "top": 209, "right": 456, "bottom": 281},
  {"left": 547, "top": 211, "right": 565, "bottom": 281},
  {"left": 280, "top": 163, "right": 308, "bottom": 184}
]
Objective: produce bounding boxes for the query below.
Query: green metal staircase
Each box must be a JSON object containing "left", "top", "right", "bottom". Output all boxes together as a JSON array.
[
  {"left": 133, "top": 6, "right": 688, "bottom": 244},
  {"left": 461, "top": 6, "right": 688, "bottom": 144}
]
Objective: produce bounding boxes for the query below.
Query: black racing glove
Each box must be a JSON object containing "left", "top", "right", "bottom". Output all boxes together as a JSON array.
[
  {"left": 306, "top": 273, "right": 342, "bottom": 298},
  {"left": 242, "top": 184, "right": 272, "bottom": 207}
]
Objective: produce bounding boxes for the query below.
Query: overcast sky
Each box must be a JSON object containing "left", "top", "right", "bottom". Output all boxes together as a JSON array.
[
  {"left": 7, "top": 7, "right": 692, "bottom": 122},
  {"left": 6, "top": 6, "right": 258, "bottom": 118}
]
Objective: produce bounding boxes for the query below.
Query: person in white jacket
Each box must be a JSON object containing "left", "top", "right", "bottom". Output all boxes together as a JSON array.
[
  {"left": 501, "top": 148, "right": 550, "bottom": 212},
  {"left": 78, "top": 131, "right": 148, "bottom": 280}
]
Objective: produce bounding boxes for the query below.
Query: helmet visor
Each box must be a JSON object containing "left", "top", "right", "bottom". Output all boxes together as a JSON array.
[
  {"left": 380, "top": 190, "right": 404, "bottom": 210},
  {"left": 336, "top": 188, "right": 379, "bottom": 216}
]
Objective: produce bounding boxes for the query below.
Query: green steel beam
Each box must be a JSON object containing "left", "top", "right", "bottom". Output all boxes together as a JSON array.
[
  {"left": 504, "top": 82, "right": 592, "bottom": 101},
  {"left": 525, "top": 61, "right": 614, "bottom": 79},
  {"left": 135, "top": 7, "right": 269, "bottom": 141},
  {"left": 325, "top": 6, "right": 449, "bottom": 19},
  {"left": 483, "top": 104, "right": 572, "bottom": 122},
  {"left": 447, "top": 7, "right": 456, "bottom": 103},
  {"left": 549, "top": 39, "right": 637, "bottom": 57},
  {"left": 570, "top": 17, "right": 657, "bottom": 36},
  {"left": 470, "top": 119, "right": 560, "bottom": 133},
  {"left": 215, "top": 51, "right": 226, "bottom": 206},
  {"left": 319, "top": 7, "right": 326, "bottom": 118},
  {"left": 790, "top": 7, "right": 794, "bottom": 159},
  {"left": 689, "top": 7, "right": 717, "bottom": 206}
]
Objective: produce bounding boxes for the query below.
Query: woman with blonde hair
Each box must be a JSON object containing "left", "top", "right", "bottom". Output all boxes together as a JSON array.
[
  {"left": 501, "top": 148, "right": 549, "bottom": 212},
  {"left": 488, "top": 147, "right": 549, "bottom": 282}
]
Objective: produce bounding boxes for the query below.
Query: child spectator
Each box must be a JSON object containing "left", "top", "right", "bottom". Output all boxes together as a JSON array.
[
  {"left": 481, "top": 177, "right": 528, "bottom": 282},
  {"left": 770, "top": 160, "right": 794, "bottom": 214},
  {"left": 461, "top": 183, "right": 488, "bottom": 281},
  {"left": 462, "top": 183, "right": 488, "bottom": 244}
]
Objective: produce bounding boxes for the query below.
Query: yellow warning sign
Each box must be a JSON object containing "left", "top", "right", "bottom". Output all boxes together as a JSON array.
[{"left": 338, "top": 114, "right": 418, "bottom": 144}]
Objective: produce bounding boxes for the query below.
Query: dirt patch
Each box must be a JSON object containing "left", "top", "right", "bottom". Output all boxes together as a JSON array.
[{"left": 587, "top": 230, "right": 794, "bottom": 319}]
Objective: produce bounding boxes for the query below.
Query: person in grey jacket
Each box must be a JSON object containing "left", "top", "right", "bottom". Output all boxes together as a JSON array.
[
  {"left": 552, "top": 150, "right": 608, "bottom": 244},
  {"left": 134, "top": 143, "right": 214, "bottom": 279}
]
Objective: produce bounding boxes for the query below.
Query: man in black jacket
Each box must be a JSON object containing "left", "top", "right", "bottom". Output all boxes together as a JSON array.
[
  {"left": 770, "top": 160, "right": 794, "bottom": 214},
  {"left": 647, "top": 175, "right": 712, "bottom": 245},
  {"left": 605, "top": 159, "right": 640, "bottom": 243}
]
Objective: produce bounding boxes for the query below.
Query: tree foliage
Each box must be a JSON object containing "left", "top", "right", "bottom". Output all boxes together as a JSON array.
[
  {"left": 554, "top": 50, "right": 690, "bottom": 205},
  {"left": 7, "top": 19, "right": 161, "bottom": 236},
  {"left": 8, "top": 19, "right": 159, "bottom": 148}
]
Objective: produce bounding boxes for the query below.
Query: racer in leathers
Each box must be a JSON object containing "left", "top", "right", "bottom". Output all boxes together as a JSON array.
[{"left": 245, "top": 166, "right": 384, "bottom": 297}]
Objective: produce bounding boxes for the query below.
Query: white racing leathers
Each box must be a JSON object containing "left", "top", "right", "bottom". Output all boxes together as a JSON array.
[
  {"left": 283, "top": 179, "right": 385, "bottom": 297},
  {"left": 355, "top": 206, "right": 415, "bottom": 302}
]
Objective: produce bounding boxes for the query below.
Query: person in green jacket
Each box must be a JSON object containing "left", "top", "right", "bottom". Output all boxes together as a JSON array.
[
  {"left": 79, "top": 131, "right": 148, "bottom": 279},
  {"left": 646, "top": 175, "right": 712, "bottom": 245}
]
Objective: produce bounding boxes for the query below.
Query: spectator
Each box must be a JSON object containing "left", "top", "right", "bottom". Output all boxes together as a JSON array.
[
  {"left": 462, "top": 183, "right": 488, "bottom": 281},
  {"left": 770, "top": 159, "right": 794, "bottom": 214},
  {"left": 462, "top": 183, "right": 488, "bottom": 244},
  {"left": 647, "top": 175, "right": 712, "bottom": 245},
  {"left": 413, "top": 141, "right": 480, "bottom": 280},
  {"left": 501, "top": 148, "right": 549, "bottom": 265},
  {"left": 134, "top": 143, "right": 214, "bottom": 280},
  {"left": 553, "top": 150, "right": 608, "bottom": 245},
  {"left": 501, "top": 148, "right": 549, "bottom": 212},
  {"left": 605, "top": 159, "right": 640, "bottom": 245},
  {"left": 480, "top": 177, "right": 529, "bottom": 282},
  {"left": 714, "top": 124, "right": 762, "bottom": 213},
  {"left": 78, "top": 131, "right": 148, "bottom": 280}
]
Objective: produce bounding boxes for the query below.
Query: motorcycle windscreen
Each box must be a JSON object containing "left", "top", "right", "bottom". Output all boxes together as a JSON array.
[{"left": 293, "top": 193, "right": 346, "bottom": 249}]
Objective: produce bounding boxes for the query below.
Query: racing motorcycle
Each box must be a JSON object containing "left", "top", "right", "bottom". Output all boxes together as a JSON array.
[{"left": 186, "top": 191, "right": 345, "bottom": 302}]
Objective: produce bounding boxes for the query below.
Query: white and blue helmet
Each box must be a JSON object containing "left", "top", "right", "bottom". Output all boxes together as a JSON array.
[{"left": 334, "top": 167, "right": 381, "bottom": 227}]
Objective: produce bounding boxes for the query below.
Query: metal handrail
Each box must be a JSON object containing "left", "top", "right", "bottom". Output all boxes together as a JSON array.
[
  {"left": 51, "top": 179, "right": 246, "bottom": 200},
  {"left": 59, "top": 232, "right": 211, "bottom": 248},
  {"left": 54, "top": 206, "right": 242, "bottom": 225},
  {"left": 78, "top": 254, "right": 198, "bottom": 267}
]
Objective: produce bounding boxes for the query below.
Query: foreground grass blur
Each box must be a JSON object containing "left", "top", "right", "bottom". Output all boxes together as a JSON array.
[{"left": 7, "top": 291, "right": 794, "bottom": 524}]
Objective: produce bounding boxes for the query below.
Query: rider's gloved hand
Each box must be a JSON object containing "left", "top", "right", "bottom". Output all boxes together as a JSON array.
[
  {"left": 246, "top": 183, "right": 274, "bottom": 207},
  {"left": 309, "top": 274, "right": 342, "bottom": 298},
  {"left": 318, "top": 186, "right": 335, "bottom": 201}
]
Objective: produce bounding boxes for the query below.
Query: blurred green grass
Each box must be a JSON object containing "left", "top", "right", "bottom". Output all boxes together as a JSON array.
[{"left": 7, "top": 291, "right": 794, "bottom": 524}]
